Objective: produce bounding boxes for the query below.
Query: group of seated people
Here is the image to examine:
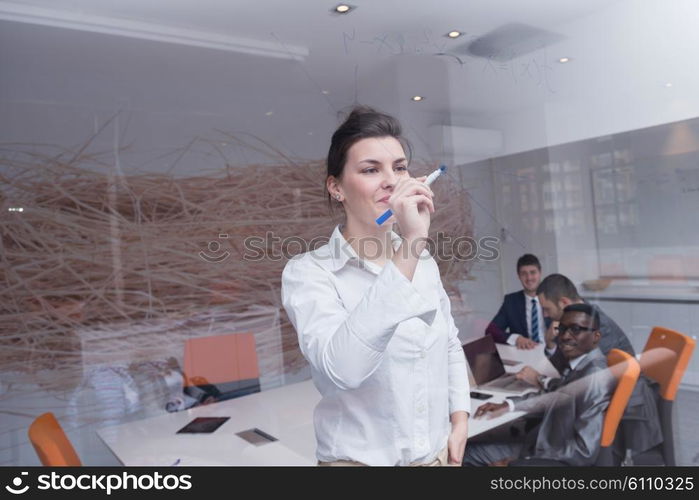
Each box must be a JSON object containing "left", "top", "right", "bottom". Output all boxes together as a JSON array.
[{"left": 464, "top": 254, "right": 663, "bottom": 466}]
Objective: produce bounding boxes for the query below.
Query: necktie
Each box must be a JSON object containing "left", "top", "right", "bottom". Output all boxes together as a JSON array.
[{"left": 530, "top": 298, "right": 540, "bottom": 342}]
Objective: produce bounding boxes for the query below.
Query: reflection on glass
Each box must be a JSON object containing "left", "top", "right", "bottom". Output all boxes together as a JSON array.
[{"left": 596, "top": 207, "right": 619, "bottom": 235}]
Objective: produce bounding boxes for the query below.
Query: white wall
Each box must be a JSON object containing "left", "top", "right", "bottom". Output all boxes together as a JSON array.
[
  {"left": 451, "top": 0, "right": 699, "bottom": 283},
  {"left": 452, "top": 0, "right": 699, "bottom": 387},
  {"left": 452, "top": 159, "right": 503, "bottom": 343},
  {"left": 0, "top": 19, "right": 340, "bottom": 176}
]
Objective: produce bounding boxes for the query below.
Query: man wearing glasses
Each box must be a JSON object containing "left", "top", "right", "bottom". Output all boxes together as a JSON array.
[
  {"left": 516, "top": 274, "right": 662, "bottom": 463},
  {"left": 463, "top": 304, "right": 614, "bottom": 466},
  {"left": 534, "top": 274, "right": 633, "bottom": 371}
]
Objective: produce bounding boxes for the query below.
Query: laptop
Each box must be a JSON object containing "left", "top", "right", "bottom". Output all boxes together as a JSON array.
[{"left": 462, "top": 336, "right": 534, "bottom": 394}]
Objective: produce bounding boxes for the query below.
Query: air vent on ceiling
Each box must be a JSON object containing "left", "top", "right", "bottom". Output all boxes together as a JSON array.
[{"left": 455, "top": 23, "right": 565, "bottom": 62}]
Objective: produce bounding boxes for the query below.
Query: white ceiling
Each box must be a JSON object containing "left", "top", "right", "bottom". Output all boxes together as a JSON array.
[
  {"left": 0, "top": 0, "right": 618, "bottom": 47},
  {"left": 0, "top": 0, "right": 619, "bottom": 109},
  {"left": 1, "top": 0, "right": 698, "bottom": 168}
]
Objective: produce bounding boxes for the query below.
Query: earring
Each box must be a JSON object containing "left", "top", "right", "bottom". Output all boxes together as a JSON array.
[{"left": 335, "top": 194, "right": 342, "bottom": 201}]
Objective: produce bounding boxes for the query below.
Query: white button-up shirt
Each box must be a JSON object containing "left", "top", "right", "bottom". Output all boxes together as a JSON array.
[{"left": 281, "top": 225, "right": 470, "bottom": 465}]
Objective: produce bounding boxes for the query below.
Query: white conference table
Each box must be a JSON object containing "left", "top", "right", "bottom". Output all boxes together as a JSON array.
[
  {"left": 97, "top": 378, "right": 318, "bottom": 466},
  {"left": 97, "top": 343, "right": 555, "bottom": 466},
  {"left": 466, "top": 342, "right": 559, "bottom": 437}
]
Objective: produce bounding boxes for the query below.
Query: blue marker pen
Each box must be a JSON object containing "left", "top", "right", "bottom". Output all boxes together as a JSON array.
[{"left": 375, "top": 165, "right": 447, "bottom": 225}]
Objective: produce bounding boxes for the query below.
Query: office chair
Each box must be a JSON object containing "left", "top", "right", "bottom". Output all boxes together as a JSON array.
[
  {"left": 597, "top": 348, "right": 640, "bottom": 466},
  {"left": 635, "top": 326, "right": 695, "bottom": 465},
  {"left": 28, "top": 412, "right": 82, "bottom": 466},
  {"left": 183, "top": 332, "right": 261, "bottom": 404}
]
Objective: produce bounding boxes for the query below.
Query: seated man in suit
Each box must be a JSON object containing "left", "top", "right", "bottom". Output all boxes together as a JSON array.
[
  {"left": 464, "top": 304, "right": 615, "bottom": 466},
  {"left": 535, "top": 273, "right": 634, "bottom": 369},
  {"left": 514, "top": 274, "right": 662, "bottom": 460},
  {"left": 485, "top": 254, "right": 549, "bottom": 350}
]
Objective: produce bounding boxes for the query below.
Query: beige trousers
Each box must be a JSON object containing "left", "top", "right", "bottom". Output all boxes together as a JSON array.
[{"left": 318, "top": 446, "right": 450, "bottom": 467}]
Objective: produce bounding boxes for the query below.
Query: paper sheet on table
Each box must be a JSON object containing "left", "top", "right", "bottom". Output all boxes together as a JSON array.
[{"left": 498, "top": 343, "right": 561, "bottom": 379}]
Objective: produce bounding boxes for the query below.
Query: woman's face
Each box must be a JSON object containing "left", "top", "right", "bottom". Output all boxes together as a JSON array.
[{"left": 329, "top": 136, "right": 409, "bottom": 226}]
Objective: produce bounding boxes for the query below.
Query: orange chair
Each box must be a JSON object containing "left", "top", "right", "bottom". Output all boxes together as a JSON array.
[
  {"left": 183, "top": 332, "right": 260, "bottom": 403},
  {"left": 28, "top": 412, "right": 82, "bottom": 466},
  {"left": 637, "top": 326, "right": 696, "bottom": 465},
  {"left": 596, "top": 349, "right": 640, "bottom": 465}
]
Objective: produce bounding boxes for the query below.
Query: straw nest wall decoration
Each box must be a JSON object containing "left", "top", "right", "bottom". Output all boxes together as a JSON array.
[{"left": 0, "top": 137, "right": 474, "bottom": 421}]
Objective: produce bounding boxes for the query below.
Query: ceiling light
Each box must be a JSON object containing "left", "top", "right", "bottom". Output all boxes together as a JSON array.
[
  {"left": 665, "top": 82, "right": 673, "bottom": 88},
  {"left": 447, "top": 31, "right": 462, "bottom": 39},
  {"left": 321, "top": 90, "right": 330, "bottom": 95},
  {"left": 265, "top": 111, "right": 274, "bottom": 116},
  {"left": 558, "top": 57, "right": 570, "bottom": 63},
  {"left": 334, "top": 4, "right": 354, "bottom": 14},
  {"left": 411, "top": 96, "right": 424, "bottom": 102}
]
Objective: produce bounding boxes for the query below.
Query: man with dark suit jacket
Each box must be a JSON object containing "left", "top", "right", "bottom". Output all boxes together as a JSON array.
[
  {"left": 514, "top": 274, "right": 663, "bottom": 459},
  {"left": 464, "top": 304, "right": 615, "bottom": 466},
  {"left": 486, "top": 254, "right": 549, "bottom": 350}
]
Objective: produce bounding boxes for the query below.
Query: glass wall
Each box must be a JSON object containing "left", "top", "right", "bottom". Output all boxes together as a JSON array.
[{"left": 2, "top": 0, "right": 698, "bottom": 465}]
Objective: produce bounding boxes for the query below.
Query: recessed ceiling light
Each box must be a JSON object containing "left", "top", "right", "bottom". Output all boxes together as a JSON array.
[
  {"left": 265, "top": 111, "right": 274, "bottom": 116},
  {"left": 558, "top": 57, "right": 570, "bottom": 63},
  {"left": 411, "top": 95, "right": 424, "bottom": 102},
  {"left": 334, "top": 4, "right": 354, "bottom": 14},
  {"left": 665, "top": 82, "right": 673, "bottom": 88},
  {"left": 446, "top": 31, "right": 462, "bottom": 39},
  {"left": 321, "top": 90, "right": 330, "bottom": 95}
]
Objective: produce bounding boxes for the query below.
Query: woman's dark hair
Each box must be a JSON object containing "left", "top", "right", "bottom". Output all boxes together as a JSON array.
[{"left": 326, "top": 105, "right": 412, "bottom": 206}]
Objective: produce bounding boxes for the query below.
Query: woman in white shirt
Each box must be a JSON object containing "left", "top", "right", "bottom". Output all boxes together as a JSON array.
[{"left": 281, "top": 106, "right": 470, "bottom": 466}]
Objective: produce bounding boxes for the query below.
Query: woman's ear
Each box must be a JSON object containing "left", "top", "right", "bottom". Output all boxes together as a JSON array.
[{"left": 326, "top": 176, "right": 343, "bottom": 201}]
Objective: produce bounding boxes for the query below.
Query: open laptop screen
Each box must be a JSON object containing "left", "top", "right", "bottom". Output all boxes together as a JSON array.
[{"left": 462, "top": 336, "right": 507, "bottom": 385}]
